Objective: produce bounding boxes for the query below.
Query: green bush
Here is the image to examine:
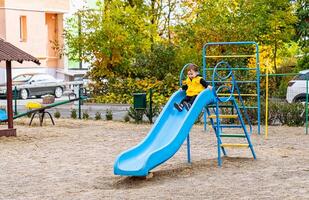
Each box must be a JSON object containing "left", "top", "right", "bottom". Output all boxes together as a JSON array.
[
  {"left": 83, "top": 110, "right": 90, "bottom": 119},
  {"left": 106, "top": 109, "right": 113, "bottom": 120},
  {"left": 245, "top": 102, "right": 265, "bottom": 125},
  {"left": 276, "top": 102, "right": 304, "bottom": 126},
  {"left": 54, "top": 110, "right": 61, "bottom": 119},
  {"left": 128, "top": 106, "right": 144, "bottom": 123},
  {"left": 93, "top": 77, "right": 175, "bottom": 106},
  {"left": 95, "top": 112, "right": 102, "bottom": 120},
  {"left": 71, "top": 109, "right": 77, "bottom": 119},
  {"left": 254, "top": 101, "right": 305, "bottom": 126}
]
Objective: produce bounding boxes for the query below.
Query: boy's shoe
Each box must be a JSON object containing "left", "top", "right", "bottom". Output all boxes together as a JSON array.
[
  {"left": 174, "top": 103, "right": 183, "bottom": 112},
  {"left": 183, "top": 102, "right": 191, "bottom": 111}
]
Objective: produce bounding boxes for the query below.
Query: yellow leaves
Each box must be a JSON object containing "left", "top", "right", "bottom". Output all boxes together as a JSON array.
[
  {"left": 111, "top": 49, "right": 122, "bottom": 65},
  {"left": 248, "top": 45, "right": 283, "bottom": 74}
]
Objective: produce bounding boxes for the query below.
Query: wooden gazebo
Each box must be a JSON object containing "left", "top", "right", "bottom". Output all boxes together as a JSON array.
[{"left": 0, "top": 38, "right": 40, "bottom": 136}]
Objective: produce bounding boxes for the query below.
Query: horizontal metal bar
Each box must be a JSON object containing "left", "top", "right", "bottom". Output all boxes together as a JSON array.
[
  {"left": 10, "top": 97, "right": 86, "bottom": 120},
  {"left": 206, "top": 105, "right": 258, "bottom": 109},
  {"left": 206, "top": 80, "right": 257, "bottom": 83},
  {"left": 205, "top": 55, "right": 255, "bottom": 58},
  {"left": 216, "top": 125, "right": 243, "bottom": 128},
  {"left": 205, "top": 41, "right": 258, "bottom": 46},
  {"left": 209, "top": 115, "right": 238, "bottom": 119},
  {"left": 206, "top": 68, "right": 257, "bottom": 71},
  {"left": 260, "top": 73, "right": 298, "bottom": 77},
  {"left": 220, "top": 134, "right": 246, "bottom": 138},
  {"left": 218, "top": 93, "right": 257, "bottom": 97},
  {"left": 242, "top": 106, "right": 258, "bottom": 109},
  {"left": 221, "top": 143, "right": 249, "bottom": 148}
]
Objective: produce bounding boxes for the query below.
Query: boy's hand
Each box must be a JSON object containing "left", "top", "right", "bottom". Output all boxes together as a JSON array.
[{"left": 208, "top": 85, "right": 213, "bottom": 90}]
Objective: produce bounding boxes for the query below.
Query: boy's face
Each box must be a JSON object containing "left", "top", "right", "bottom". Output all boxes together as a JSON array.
[{"left": 187, "top": 69, "right": 198, "bottom": 79}]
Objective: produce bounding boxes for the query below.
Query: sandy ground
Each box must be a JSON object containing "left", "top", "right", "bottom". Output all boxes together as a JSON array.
[{"left": 0, "top": 118, "right": 309, "bottom": 200}]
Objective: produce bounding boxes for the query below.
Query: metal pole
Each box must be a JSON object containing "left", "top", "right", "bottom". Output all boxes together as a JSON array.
[
  {"left": 6, "top": 61, "right": 13, "bottom": 129},
  {"left": 14, "top": 86, "right": 18, "bottom": 115},
  {"left": 216, "top": 102, "right": 221, "bottom": 166},
  {"left": 203, "top": 108, "right": 207, "bottom": 131},
  {"left": 265, "top": 66, "right": 269, "bottom": 139},
  {"left": 187, "top": 135, "right": 191, "bottom": 163},
  {"left": 203, "top": 44, "right": 208, "bottom": 132},
  {"left": 149, "top": 88, "right": 153, "bottom": 123},
  {"left": 305, "top": 79, "right": 308, "bottom": 134},
  {"left": 78, "top": 85, "right": 82, "bottom": 119},
  {"left": 256, "top": 43, "right": 261, "bottom": 135}
]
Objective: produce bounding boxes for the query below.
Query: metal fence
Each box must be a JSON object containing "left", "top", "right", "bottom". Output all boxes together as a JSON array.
[{"left": 262, "top": 72, "right": 309, "bottom": 138}]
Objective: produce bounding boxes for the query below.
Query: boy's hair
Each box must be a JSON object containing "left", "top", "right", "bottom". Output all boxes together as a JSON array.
[{"left": 187, "top": 64, "right": 199, "bottom": 72}]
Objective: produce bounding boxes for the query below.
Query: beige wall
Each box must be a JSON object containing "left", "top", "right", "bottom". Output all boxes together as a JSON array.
[
  {"left": 0, "top": 9, "right": 5, "bottom": 39},
  {"left": 3, "top": 0, "right": 69, "bottom": 13},
  {"left": 0, "top": 0, "right": 68, "bottom": 71},
  {"left": 4, "top": 9, "right": 48, "bottom": 68},
  {"left": 57, "top": 14, "right": 64, "bottom": 69}
]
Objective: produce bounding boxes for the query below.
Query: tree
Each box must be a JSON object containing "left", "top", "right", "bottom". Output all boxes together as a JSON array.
[
  {"left": 294, "top": 0, "right": 309, "bottom": 48},
  {"left": 253, "top": 0, "right": 297, "bottom": 74},
  {"left": 294, "top": 0, "right": 309, "bottom": 72},
  {"left": 64, "top": 0, "right": 151, "bottom": 82},
  {"left": 63, "top": 0, "right": 300, "bottom": 104}
]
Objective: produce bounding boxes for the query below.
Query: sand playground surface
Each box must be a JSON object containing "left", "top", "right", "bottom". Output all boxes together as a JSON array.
[{"left": 0, "top": 118, "right": 309, "bottom": 200}]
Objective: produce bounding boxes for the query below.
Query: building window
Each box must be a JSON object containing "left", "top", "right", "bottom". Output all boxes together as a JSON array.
[{"left": 20, "top": 16, "right": 27, "bottom": 42}]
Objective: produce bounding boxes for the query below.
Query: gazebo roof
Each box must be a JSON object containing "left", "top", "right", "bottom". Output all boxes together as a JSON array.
[{"left": 0, "top": 38, "right": 40, "bottom": 65}]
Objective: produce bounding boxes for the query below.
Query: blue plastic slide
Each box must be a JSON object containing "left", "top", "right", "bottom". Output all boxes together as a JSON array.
[
  {"left": 0, "top": 109, "right": 7, "bottom": 121},
  {"left": 114, "top": 88, "right": 215, "bottom": 176}
]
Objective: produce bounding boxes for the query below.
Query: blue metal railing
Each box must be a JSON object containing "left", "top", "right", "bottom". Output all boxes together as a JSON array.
[
  {"left": 211, "top": 61, "right": 253, "bottom": 135},
  {"left": 212, "top": 61, "right": 252, "bottom": 135},
  {"left": 203, "top": 41, "right": 260, "bottom": 134}
]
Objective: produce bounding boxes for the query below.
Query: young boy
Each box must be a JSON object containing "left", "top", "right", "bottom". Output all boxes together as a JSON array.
[{"left": 174, "top": 64, "right": 211, "bottom": 112}]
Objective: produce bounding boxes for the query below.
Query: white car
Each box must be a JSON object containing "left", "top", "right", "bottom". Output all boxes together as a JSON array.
[{"left": 286, "top": 69, "right": 309, "bottom": 103}]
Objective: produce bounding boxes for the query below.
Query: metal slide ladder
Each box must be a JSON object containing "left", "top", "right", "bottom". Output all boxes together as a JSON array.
[{"left": 207, "top": 61, "right": 256, "bottom": 166}]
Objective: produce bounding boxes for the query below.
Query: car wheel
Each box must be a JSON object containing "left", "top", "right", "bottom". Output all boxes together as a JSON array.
[
  {"left": 54, "top": 87, "right": 63, "bottom": 98},
  {"left": 20, "top": 89, "right": 29, "bottom": 100},
  {"left": 296, "top": 98, "right": 306, "bottom": 104}
]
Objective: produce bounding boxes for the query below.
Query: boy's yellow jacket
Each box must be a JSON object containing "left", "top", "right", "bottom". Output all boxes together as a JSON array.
[{"left": 183, "top": 75, "right": 208, "bottom": 97}]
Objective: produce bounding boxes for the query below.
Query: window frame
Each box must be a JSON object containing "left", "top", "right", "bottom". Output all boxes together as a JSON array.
[{"left": 20, "top": 16, "right": 27, "bottom": 42}]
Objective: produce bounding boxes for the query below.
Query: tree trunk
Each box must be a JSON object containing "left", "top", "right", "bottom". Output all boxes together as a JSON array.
[{"left": 167, "top": 0, "right": 171, "bottom": 42}]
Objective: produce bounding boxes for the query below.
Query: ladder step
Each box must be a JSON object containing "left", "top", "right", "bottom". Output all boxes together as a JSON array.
[
  {"left": 220, "top": 134, "right": 246, "bottom": 138},
  {"left": 221, "top": 143, "right": 249, "bottom": 148},
  {"left": 207, "top": 105, "right": 258, "bottom": 109},
  {"left": 218, "top": 97, "right": 235, "bottom": 102},
  {"left": 218, "top": 93, "right": 258, "bottom": 97},
  {"left": 209, "top": 115, "right": 238, "bottom": 119},
  {"left": 215, "top": 124, "right": 242, "bottom": 128}
]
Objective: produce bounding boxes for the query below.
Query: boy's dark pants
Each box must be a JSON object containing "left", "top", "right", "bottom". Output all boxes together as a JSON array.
[{"left": 180, "top": 95, "right": 197, "bottom": 105}]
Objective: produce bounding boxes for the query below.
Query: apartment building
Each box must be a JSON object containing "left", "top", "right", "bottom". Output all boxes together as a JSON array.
[{"left": 0, "top": 0, "right": 70, "bottom": 83}]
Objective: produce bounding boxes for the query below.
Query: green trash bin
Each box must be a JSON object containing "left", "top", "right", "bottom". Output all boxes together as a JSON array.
[{"left": 133, "top": 93, "right": 147, "bottom": 110}]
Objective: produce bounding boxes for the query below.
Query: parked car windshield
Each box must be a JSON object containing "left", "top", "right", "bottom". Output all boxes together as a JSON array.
[
  {"left": 292, "top": 73, "right": 309, "bottom": 80},
  {"left": 13, "top": 74, "right": 33, "bottom": 82},
  {"left": 31, "top": 74, "right": 56, "bottom": 82}
]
